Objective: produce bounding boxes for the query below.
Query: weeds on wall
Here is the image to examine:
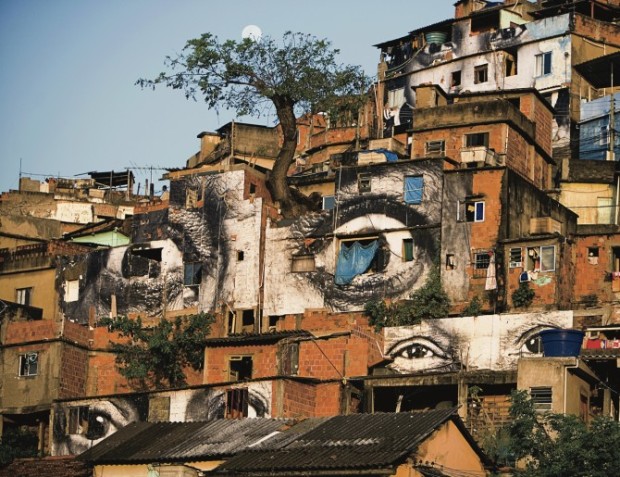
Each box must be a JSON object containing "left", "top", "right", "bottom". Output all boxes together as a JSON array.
[
  {"left": 364, "top": 263, "right": 450, "bottom": 330},
  {"left": 511, "top": 282, "right": 535, "bottom": 308}
]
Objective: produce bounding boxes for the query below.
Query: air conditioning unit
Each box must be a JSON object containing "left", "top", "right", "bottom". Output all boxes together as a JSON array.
[{"left": 509, "top": 261, "right": 522, "bottom": 268}]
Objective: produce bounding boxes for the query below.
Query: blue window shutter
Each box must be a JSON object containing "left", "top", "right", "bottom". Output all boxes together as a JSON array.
[{"left": 404, "top": 176, "right": 424, "bottom": 204}]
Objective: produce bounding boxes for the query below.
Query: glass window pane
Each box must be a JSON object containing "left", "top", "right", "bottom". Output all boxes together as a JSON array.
[{"left": 541, "top": 246, "right": 555, "bottom": 271}]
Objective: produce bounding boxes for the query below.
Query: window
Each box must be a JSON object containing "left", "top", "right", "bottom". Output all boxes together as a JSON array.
[
  {"left": 510, "top": 248, "right": 523, "bottom": 268},
  {"left": 387, "top": 87, "right": 405, "bottom": 109},
  {"left": 335, "top": 238, "right": 380, "bottom": 285},
  {"left": 446, "top": 254, "right": 455, "bottom": 270},
  {"left": 19, "top": 352, "right": 38, "bottom": 377},
  {"left": 358, "top": 173, "right": 371, "bottom": 193},
  {"left": 241, "top": 310, "right": 255, "bottom": 333},
  {"left": 402, "top": 239, "right": 414, "bottom": 262},
  {"left": 322, "top": 195, "right": 335, "bottom": 210},
  {"left": 535, "top": 52, "right": 552, "bottom": 76},
  {"left": 280, "top": 342, "right": 299, "bottom": 376},
  {"left": 226, "top": 388, "right": 249, "bottom": 419},
  {"left": 599, "top": 126, "right": 610, "bottom": 147},
  {"left": 598, "top": 197, "right": 613, "bottom": 224},
  {"left": 64, "top": 280, "right": 80, "bottom": 302},
  {"left": 404, "top": 176, "right": 424, "bottom": 204},
  {"left": 229, "top": 356, "right": 253, "bottom": 381},
  {"left": 465, "top": 132, "right": 489, "bottom": 148},
  {"left": 504, "top": 52, "right": 517, "bottom": 76},
  {"left": 588, "top": 247, "right": 599, "bottom": 265},
  {"left": 183, "top": 262, "right": 202, "bottom": 287},
  {"left": 249, "top": 183, "right": 257, "bottom": 194},
  {"left": 237, "top": 251, "right": 245, "bottom": 261},
  {"left": 16, "top": 287, "right": 32, "bottom": 306},
  {"left": 451, "top": 70, "right": 462, "bottom": 87},
  {"left": 530, "top": 386, "right": 552, "bottom": 412},
  {"left": 459, "top": 200, "right": 485, "bottom": 222},
  {"left": 425, "top": 140, "right": 445, "bottom": 156},
  {"left": 68, "top": 406, "right": 90, "bottom": 434},
  {"left": 474, "top": 64, "right": 488, "bottom": 84},
  {"left": 525, "top": 246, "right": 556, "bottom": 272},
  {"left": 471, "top": 250, "right": 493, "bottom": 278},
  {"left": 291, "top": 254, "right": 316, "bottom": 272}
]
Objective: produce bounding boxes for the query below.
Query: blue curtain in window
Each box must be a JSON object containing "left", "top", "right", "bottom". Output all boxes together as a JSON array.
[
  {"left": 334, "top": 240, "right": 379, "bottom": 285},
  {"left": 404, "top": 176, "right": 424, "bottom": 204}
]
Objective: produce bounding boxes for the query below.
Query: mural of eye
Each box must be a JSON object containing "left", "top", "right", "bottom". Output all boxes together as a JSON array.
[
  {"left": 54, "top": 399, "right": 142, "bottom": 456},
  {"left": 387, "top": 336, "right": 455, "bottom": 373},
  {"left": 515, "top": 325, "right": 558, "bottom": 356},
  {"left": 291, "top": 192, "right": 440, "bottom": 311}
]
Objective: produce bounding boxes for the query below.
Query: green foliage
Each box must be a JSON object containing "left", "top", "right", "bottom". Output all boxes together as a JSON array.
[
  {"left": 99, "top": 313, "right": 214, "bottom": 390},
  {"left": 407, "top": 263, "right": 451, "bottom": 319},
  {"left": 463, "top": 295, "right": 482, "bottom": 317},
  {"left": 137, "top": 31, "right": 369, "bottom": 126},
  {"left": 500, "top": 390, "right": 620, "bottom": 477},
  {"left": 512, "top": 282, "right": 535, "bottom": 308},
  {"left": 364, "top": 264, "right": 450, "bottom": 330},
  {"left": 0, "top": 427, "right": 38, "bottom": 466}
]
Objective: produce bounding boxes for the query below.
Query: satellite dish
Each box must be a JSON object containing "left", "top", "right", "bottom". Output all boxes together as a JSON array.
[{"left": 241, "top": 25, "right": 262, "bottom": 41}]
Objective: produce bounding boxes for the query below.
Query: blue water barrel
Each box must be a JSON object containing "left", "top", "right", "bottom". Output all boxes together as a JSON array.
[{"left": 539, "top": 329, "right": 584, "bottom": 357}]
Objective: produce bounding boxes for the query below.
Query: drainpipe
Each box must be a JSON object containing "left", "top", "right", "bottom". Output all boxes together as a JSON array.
[{"left": 563, "top": 358, "right": 579, "bottom": 415}]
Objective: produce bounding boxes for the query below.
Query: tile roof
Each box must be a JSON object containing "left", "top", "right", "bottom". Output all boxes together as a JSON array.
[
  {"left": 215, "top": 408, "right": 461, "bottom": 474},
  {"left": 77, "top": 419, "right": 295, "bottom": 465}
]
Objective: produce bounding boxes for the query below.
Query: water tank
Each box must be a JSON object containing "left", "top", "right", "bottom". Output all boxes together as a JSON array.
[
  {"left": 539, "top": 329, "right": 584, "bottom": 357},
  {"left": 425, "top": 32, "right": 448, "bottom": 45}
]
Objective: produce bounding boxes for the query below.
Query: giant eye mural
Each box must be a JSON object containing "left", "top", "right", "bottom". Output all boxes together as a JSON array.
[
  {"left": 264, "top": 161, "right": 443, "bottom": 315},
  {"left": 382, "top": 311, "right": 573, "bottom": 374}
]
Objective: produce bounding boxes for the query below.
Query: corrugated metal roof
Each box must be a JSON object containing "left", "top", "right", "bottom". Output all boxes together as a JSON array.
[
  {"left": 78, "top": 419, "right": 295, "bottom": 464},
  {"left": 216, "top": 409, "right": 458, "bottom": 474}
]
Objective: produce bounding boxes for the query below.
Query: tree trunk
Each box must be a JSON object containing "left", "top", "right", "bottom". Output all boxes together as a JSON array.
[{"left": 268, "top": 96, "right": 306, "bottom": 217}]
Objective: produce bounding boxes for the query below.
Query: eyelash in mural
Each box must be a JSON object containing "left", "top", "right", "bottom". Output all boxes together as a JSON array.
[
  {"left": 514, "top": 325, "right": 558, "bottom": 356},
  {"left": 387, "top": 336, "right": 455, "bottom": 371}
]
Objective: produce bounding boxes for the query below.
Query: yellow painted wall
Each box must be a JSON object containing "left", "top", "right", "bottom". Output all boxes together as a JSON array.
[
  {"left": 559, "top": 182, "right": 615, "bottom": 225},
  {"left": 0, "top": 268, "right": 58, "bottom": 319}
]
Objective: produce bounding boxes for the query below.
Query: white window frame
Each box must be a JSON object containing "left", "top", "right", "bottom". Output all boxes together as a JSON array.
[
  {"left": 459, "top": 200, "right": 485, "bottom": 223},
  {"left": 16, "top": 287, "right": 32, "bottom": 306},
  {"left": 535, "top": 52, "right": 552, "bottom": 76},
  {"left": 19, "top": 352, "right": 38, "bottom": 377}
]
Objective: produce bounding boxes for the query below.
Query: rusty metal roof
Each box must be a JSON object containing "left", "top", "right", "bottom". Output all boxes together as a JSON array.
[
  {"left": 215, "top": 409, "right": 466, "bottom": 475},
  {"left": 77, "top": 419, "right": 296, "bottom": 464}
]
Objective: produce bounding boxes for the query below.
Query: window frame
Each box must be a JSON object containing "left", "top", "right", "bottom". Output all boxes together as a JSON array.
[
  {"left": 358, "top": 173, "right": 371, "bottom": 194},
  {"left": 459, "top": 200, "right": 485, "bottom": 223},
  {"left": 322, "top": 195, "right": 335, "bottom": 210},
  {"left": 530, "top": 386, "right": 552, "bottom": 412},
  {"left": 15, "top": 287, "right": 32, "bottom": 306},
  {"left": 525, "top": 245, "right": 556, "bottom": 272},
  {"left": 291, "top": 254, "right": 316, "bottom": 273},
  {"left": 509, "top": 247, "right": 523, "bottom": 268},
  {"left": 425, "top": 140, "right": 445, "bottom": 156},
  {"left": 402, "top": 238, "right": 414, "bottom": 262},
  {"left": 474, "top": 64, "right": 488, "bottom": 84},
  {"left": 183, "top": 262, "right": 202, "bottom": 287},
  {"left": 464, "top": 132, "right": 489, "bottom": 148},
  {"left": 18, "top": 352, "right": 38, "bottom": 377},
  {"left": 535, "top": 51, "right": 552, "bottom": 77}
]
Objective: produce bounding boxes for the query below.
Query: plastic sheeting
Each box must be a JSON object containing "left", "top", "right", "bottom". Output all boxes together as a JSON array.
[{"left": 334, "top": 240, "right": 379, "bottom": 285}]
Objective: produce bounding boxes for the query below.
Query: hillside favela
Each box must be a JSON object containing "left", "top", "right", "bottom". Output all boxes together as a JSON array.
[{"left": 4, "top": 1, "right": 620, "bottom": 476}]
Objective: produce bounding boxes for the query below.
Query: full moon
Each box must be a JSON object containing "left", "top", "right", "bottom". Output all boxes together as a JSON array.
[{"left": 241, "top": 25, "right": 262, "bottom": 41}]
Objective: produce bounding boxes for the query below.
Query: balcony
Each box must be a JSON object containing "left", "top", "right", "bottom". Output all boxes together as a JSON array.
[{"left": 460, "top": 146, "right": 501, "bottom": 167}]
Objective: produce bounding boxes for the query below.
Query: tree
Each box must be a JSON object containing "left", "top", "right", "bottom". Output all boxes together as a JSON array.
[
  {"left": 501, "top": 390, "right": 620, "bottom": 477},
  {"left": 138, "top": 31, "right": 370, "bottom": 217},
  {"left": 0, "top": 427, "right": 38, "bottom": 466},
  {"left": 99, "top": 312, "right": 214, "bottom": 390}
]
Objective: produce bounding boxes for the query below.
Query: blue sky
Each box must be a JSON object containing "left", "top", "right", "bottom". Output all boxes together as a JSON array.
[{"left": 0, "top": 1, "right": 455, "bottom": 194}]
